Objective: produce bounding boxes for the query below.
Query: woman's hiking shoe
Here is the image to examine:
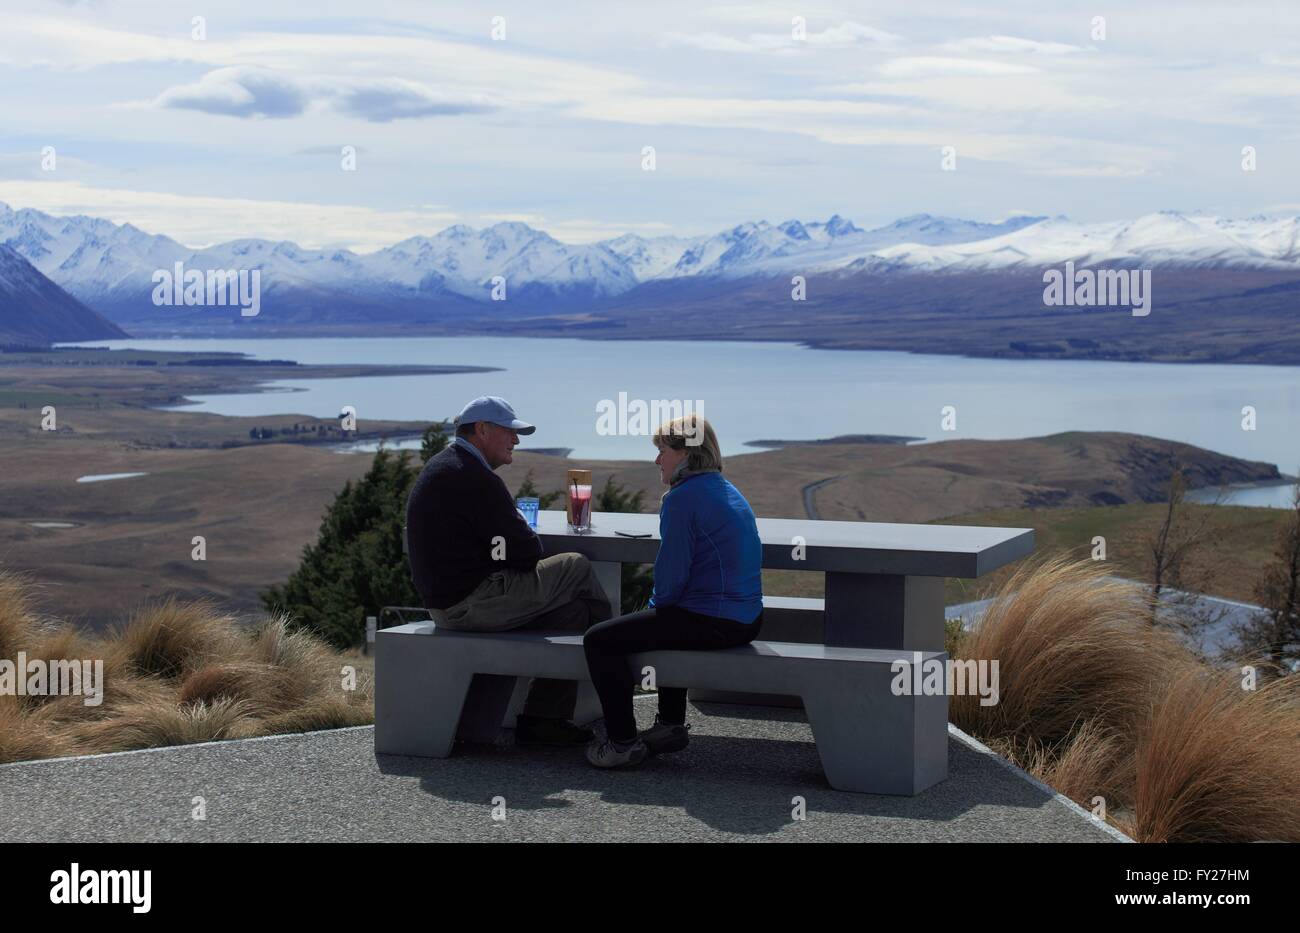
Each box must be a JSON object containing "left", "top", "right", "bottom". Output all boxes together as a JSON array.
[
  {"left": 639, "top": 715, "right": 690, "bottom": 755},
  {"left": 515, "top": 715, "right": 594, "bottom": 746},
  {"left": 586, "top": 737, "right": 649, "bottom": 769}
]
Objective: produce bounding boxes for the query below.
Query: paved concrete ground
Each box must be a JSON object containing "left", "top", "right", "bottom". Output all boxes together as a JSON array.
[{"left": 0, "top": 698, "right": 1126, "bottom": 842}]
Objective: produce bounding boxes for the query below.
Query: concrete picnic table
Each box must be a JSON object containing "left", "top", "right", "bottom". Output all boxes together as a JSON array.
[{"left": 535, "top": 510, "right": 1034, "bottom": 652}]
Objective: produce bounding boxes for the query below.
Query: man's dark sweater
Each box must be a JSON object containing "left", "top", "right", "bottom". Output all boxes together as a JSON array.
[{"left": 406, "top": 443, "right": 544, "bottom": 610}]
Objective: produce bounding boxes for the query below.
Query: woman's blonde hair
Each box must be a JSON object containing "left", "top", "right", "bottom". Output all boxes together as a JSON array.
[{"left": 653, "top": 414, "right": 722, "bottom": 472}]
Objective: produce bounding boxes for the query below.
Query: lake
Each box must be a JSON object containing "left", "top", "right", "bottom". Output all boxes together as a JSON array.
[{"left": 72, "top": 336, "right": 1299, "bottom": 506}]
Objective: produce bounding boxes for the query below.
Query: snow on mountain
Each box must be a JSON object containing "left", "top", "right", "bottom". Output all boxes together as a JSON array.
[
  {"left": 633, "top": 212, "right": 1046, "bottom": 281},
  {"left": 357, "top": 222, "right": 638, "bottom": 300},
  {"left": 603, "top": 233, "right": 706, "bottom": 281},
  {"left": 4, "top": 201, "right": 1300, "bottom": 320},
  {"left": 671, "top": 221, "right": 782, "bottom": 278},
  {"left": 829, "top": 211, "right": 1299, "bottom": 274},
  {"left": 0, "top": 204, "right": 187, "bottom": 303},
  {"left": 187, "top": 239, "right": 379, "bottom": 293},
  {"left": 0, "top": 243, "right": 128, "bottom": 342},
  {"left": 867, "top": 212, "right": 1041, "bottom": 246}
]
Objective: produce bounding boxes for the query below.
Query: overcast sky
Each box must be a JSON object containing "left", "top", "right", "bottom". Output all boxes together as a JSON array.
[{"left": 2, "top": 0, "right": 1297, "bottom": 250}]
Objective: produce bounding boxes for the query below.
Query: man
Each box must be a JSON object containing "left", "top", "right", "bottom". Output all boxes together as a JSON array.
[{"left": 406, "top": 395, "right": 612, "bottom": 746}]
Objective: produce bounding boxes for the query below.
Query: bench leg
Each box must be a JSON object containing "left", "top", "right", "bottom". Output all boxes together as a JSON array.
[
  {"left": 592, "top": 560, "right": 622, "bottom": 613},
  {"left": 802, "top": 668, "right": 948, "bottom": 795},
  {"left": 457, "top": 674, "right": 521, "bottom": 743},
  {"left": 375, "top": 632, "right": 492, "bottom": 757},
  {"left": 503, "top": 676, "right": 602, "bottom": 728},
  {"left": 825, "top": 573, "right": 944, "bottom": 651}
]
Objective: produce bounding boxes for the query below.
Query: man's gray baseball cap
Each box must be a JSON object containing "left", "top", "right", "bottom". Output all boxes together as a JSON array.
[{"left": 454, "top": 396, "right": 536, "bottom": 435}]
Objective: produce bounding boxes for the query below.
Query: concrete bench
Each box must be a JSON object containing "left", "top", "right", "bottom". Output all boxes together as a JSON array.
[
  {"left": 374, "top": 621, "right": 948, "bottom": 795},
  {"left": 377, "top": 594, "right": 826, "bottom": 711},
  {"left": 689, "top": 595, "right": 823, "bottom": 707}
]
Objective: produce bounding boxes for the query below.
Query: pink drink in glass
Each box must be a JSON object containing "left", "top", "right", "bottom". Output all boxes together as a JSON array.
[{"left": 568, "top": 484, "right": 592, "bottom": 532}]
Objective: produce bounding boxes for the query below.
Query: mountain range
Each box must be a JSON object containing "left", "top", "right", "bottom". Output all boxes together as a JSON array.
[
  {"left": 3, "top": 201, "right": 1300, "bottom": 357},
  {"left": 0, "top": 244, "right": 127, "bottom": 344}
]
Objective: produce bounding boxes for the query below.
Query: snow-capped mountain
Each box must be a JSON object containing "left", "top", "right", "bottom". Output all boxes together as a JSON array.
[
  {"left": 0, "top": 243, "right": 128, "bottom": 343},
  {"left": 5, "top": 201, "right": 1300, "bottom": 329},
  {"left": 831, "top": 211, "right": 1300, "bottom": 274},
  {"left": 360, "top": 223, "right": 637, "bottom": 300},
  {"left": 603, "top": 232, "right": 705, "bottom": 281},
  {"left": 0, "top": 204, "right": 189, "bottom": 303}
]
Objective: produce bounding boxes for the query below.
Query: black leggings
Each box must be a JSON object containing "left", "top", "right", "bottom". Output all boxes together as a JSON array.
[{"left": 583, "top": 605, "right": 763, "bottom": 743}]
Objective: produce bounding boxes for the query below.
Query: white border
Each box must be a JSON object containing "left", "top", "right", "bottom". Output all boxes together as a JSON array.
[
  {"left": 948, "top": 723, "right": 1135, "bottom": 842},
  {"left": 0, "top": 724, "right": 375, "bottom": 770}
]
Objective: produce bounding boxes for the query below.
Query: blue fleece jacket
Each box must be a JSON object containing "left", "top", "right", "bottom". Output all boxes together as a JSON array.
[{"left": 649, "top": 471, "right": 763, "bottom": 623}]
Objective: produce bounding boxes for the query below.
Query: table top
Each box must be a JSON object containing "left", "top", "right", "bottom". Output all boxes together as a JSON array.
[{"left": 534, "top": 510, "right": 1033, "bottom": 578}]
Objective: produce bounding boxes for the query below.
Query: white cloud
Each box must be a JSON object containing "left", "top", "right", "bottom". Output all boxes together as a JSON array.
[
  {"left": 878, "top": 57, "right": 1039, "bottom": 78},
  {"left": 0, "top": 180, "right": 461, "bottom": 252},
  {"left": 939, "top": 35, "right": 1089, "bottom": 55},
  {"left": 662, "top": 20, "right": 900, "bottom": 53},
  {"left": 1, "top": 2, "right": 1295, "bottom": 239},
  {"left": 0, "top": 16, "right": 223, "bottom": 69},
  {"left": 1027, "top": 164, "right": 1160, "bottom": 179},
  {"left": 0, "top": 181, "right": 675, "bottom": 249},
  {"left": 479, "top": 214, "right": 678, "bottom": 243},
  {"left": 823, "top": 78, "right": 1122, "bottom": 115}
]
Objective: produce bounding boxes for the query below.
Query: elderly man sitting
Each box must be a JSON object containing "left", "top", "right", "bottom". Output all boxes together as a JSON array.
[{"left": 405, "top": 396, "right": 612, "bottom": 746}]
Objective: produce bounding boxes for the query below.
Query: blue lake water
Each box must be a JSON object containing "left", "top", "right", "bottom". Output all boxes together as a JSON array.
[{"left": 71, "top": 336, "right": 1300, "bottom": 505}]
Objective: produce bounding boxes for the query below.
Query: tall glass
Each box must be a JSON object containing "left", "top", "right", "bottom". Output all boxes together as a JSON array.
[{"left": 567, "top": 469, "right": 593, "bottom": 533}]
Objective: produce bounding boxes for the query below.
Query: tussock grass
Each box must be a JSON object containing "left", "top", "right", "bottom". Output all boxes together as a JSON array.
[
  {"left": 951, "top": 555, "right": 1188, "bottom": 750},
  {"left": 0, "top": 694, "right": 70, "bottom": 763},
  {"left": 0, "top": 577, "right": 373, "bottom": 765},
  {"left": 178, "top": 661, "right": 298, "bottom": 716},
  {"left": 953, "top": 554, "right": 1300, "bottom": 842},
  {"left": 108, "top": 597, "right": 247, "bottom": 681},
  {"left": 1024, "top": 719, "right": 1133, "bottom": 807},
  {"left": 33, "top": 673, "right": 175, "bottom": 727},
  {"left": 70, "top": 698, "right": 263, "bottom": 753},
  {"left": 1133, "top": 669, "right": 1300, "bottom": 842},
  {"left": 254, "top": 696, "right": 375, "bottom": 736},
  {"left": 250, "top": 616, "right": 340, "bottom": 691},
  {"left": 0, "top": 570, "right": 41, "bottom": 663}
]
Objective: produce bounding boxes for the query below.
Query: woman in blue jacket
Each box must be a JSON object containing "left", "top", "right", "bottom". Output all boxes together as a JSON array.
[{"left": 583, "top": 414, "right": 763, "bottom": 768}]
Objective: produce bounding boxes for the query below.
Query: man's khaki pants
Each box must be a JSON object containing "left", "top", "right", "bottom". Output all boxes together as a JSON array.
[{"left": 441, "top": 553, "right": 613, "bottom": 720}]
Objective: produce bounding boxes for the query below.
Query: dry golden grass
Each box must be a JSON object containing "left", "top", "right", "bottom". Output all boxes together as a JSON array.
[
  {"left": 178, "top": 661, "right": 297, "bottom": 715},
  {"left": 952, "top": 554, "right": 1300, "bottom": 842},
  {"left": 0, "top": 570, "right": 41, "bottom": 663},
  {"left": 1024, "top": 720, "right": 1133, "bottom": 807},
  {"left": 1133, "top": 669, "right": 1300, "bottom": 842},
  {"left": 254, "top": 696, "right": 375, "bottom": 736},
  {"left": 250, "top": 616, "right": 340, "bottom": 689},
  {"left": 107, "top": 597, "right": 248, "bottom": 681},
  {"left": 32, "top": 673, "right": 175, "bottom": 728},
  {"left": 0, "top": 693, "right": 71, "bottom": 763},
  {"left": 69, "top": 698, "right": 263, "bottom": 753},
  {"left": 0, "top": 576, "right": 373, "bottom": 764},
  {"left": 951, "top": 554, "right": 1188, "bottom": 750}
]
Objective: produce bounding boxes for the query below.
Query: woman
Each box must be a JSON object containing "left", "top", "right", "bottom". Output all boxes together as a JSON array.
[{"left": 583, "top": 414, "right": 763, "bottom": 768}]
